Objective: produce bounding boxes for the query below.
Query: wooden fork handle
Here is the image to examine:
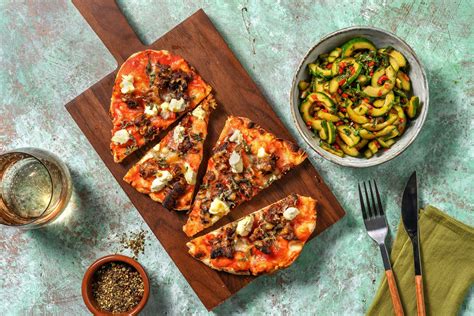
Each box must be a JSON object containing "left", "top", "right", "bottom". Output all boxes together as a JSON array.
[
  {"left": 415, "top": 275, "right": 426, "bottom": 316},
  {"left": 385, "top": 270, "right": 405, "bottom": 316}
]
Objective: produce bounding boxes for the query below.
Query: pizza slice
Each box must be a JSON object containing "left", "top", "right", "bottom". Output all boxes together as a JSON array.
[
  {"left": 110, "top": 49, "right": 212, "bottom": 163},
  {"left": 123, "top": 95, "right": 217, "bottom": 211},
  {"left": 183, "top": 116, "right": 307, "bottom": 237},
  {"left": 187, "top": 194, "right": 317, "bottom": 275}
]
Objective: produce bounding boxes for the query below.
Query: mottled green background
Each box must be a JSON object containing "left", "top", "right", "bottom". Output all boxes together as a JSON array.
[{"left": 0, "top": 0, "right": 472, "bottom": 315}]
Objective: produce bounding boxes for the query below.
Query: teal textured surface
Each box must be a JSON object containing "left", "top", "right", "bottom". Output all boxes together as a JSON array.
[{"left": 0, "top": 1, "right": 472, "bottom": 314}]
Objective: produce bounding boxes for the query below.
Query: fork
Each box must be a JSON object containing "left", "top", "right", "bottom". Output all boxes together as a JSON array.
[{"left": 359, "top": 180, "right": 404, "bottom": 316}]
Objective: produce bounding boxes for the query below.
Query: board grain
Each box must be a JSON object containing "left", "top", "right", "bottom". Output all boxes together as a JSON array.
[{"left": 66, "top": 0, "right": 345, "bottom": 310}]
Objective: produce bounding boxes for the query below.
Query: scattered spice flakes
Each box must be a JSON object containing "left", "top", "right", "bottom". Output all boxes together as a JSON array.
[
  {"left": 92, "top": 262, "right": 144, "bottom": 313},
  {"left": 120, "top": 230, "right": 147, "bottom": 259}
]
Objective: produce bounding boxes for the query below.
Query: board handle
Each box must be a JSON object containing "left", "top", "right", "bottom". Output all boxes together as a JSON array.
[
  {"left": 72, "top": 0, "right": 144, "bottom": 64},
  {"left": 415, "top": 275, "right": 426, "bottom": 316},
  {"left": 385, "top": 270, "right": 405, "bottom": 316}
]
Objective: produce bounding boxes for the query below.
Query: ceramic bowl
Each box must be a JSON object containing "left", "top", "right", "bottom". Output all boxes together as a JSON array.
[
  {"left": 290, "top": 26, "right": 429, "bottom": 167},
  {"left": 82, "top": 254, "right": 150, "bottom": 316}
]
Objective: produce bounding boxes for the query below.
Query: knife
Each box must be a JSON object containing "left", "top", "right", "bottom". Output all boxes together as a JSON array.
[{"left": 401, "top": 171, "right": 426, "bottom": 316}]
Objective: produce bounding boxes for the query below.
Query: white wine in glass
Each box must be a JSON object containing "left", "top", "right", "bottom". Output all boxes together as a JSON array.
[{"left": 0, "top": 148, "right": 72, "bottom": 228}]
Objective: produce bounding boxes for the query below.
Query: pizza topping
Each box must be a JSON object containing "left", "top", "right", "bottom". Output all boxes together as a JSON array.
[
  {"left": 257, "top": 147, "right": 267, "bottom": 158},
  {"left": 168, "top": 98, "right": 186, "bottom": 113},
  {"left": 120, "top": 74, "right": 135, "bottom": 94},
  {"left": 159, "top": 102, "right": 171, "bottom": 119},
  {"left": 236, "top": 215, "right": 254, "bottom": 237},
  {"left": 144, "top": 103, "right": 159, "bottom": 116},
  {"left": 162, "top": 179, "right": 186, "bottom": 210},
  {"left": 210, "top": 227, "right": 236, "bottom": 259},
  {"left": 125, "top": 99, "right": 139, "bottom": 109},
  {"left": 208, "top": 197, "right": 230, "bottom": 216},
  {"left": 256, "top": 153, "right": 278, "bottom": 174},
  {"left": 184, "top": 162, "right": 196, "bottom": 185},
  {"left": 138, "top": 159, "right": 160, "bottom": 178},
  {"left": 192, "top": 105, "right": 206, "bottom": 120},
  {"left": 173, "top": 125, "right": 186, "bottom": 145},
  {"left": 283, "top": 207, "right": 300, "bottom": 221},
  {"left": 229, "top": 151, "right": 243, "bottom": 173},
  {"left": 228, "top": 130, "right": 243, "bottom": 144},
  {"left": 150, "top": 170, "right": 173, "bottom": 192},
  {"left": 112, "top": 129, "right": 131, "bottom": 145}
]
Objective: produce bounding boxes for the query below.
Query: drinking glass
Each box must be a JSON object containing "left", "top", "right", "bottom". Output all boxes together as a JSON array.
[{"left": 0, "top": 148, "right": 72, "bottom": 228}]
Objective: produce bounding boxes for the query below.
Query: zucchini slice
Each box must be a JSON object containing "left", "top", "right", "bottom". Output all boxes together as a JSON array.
[
  {"left": 362, "top": 113, "right": 398, "bottom": 131},
  {"left": 336, "top": 138, "right": 360, "bottom": 157},
  {"left": 389, "top": 50, "right": 407, "bottom": 68},
  {"left": 298, "top": 80, "right": 309, "bottom": 91},
  {"left": 337, "top": 125, "right": 360, "bottom": 147},
  {"left": 374, "top": 125, "right": 397, "bottom": 137},
  {"left": 377, "top": 138, "right": 395, "bottom": 148},
  {"left": 368, "top": 140, "right": 380, "bottom": 154},
  {"left": 364, "top": 149, "right": 374, "bottom": 158},
  {"left": 317, "top": 110, "right": 340, "bottom": 122},
  {"left": 368, "top": 91, "right": 394, "bottom": 117},
  {"left": 397, "top": 71, "right": 411, "bottom": 91},
  {"left": 322, "top": 121, "right": 336, "bottom": 144},
  {"left": 308, "top": 63, "right": 333, "bottom": 78},
  {"left": 363, "top": 66, "right": 396, "bottom": 97},
  {"left": 359, "top": 129, "right": 376, "bottom": 140},
  {"left": 300, "top": 96, "right": 322, "bottom": 130},
  {"left": 407, "top": 96, "right": 419, "bottom": 118},
  {"left": 393, "top": 105, "right": 406, "bottom": 134},
  {"left": 347, "top": 104, "right": 369, "bottom": 124},
  {"left": 373, "top": 99, "right": 385, "bottom": 108},
  {"left": 320, "top": 142, "right": 344, "bottom": 157},
  {"left": 354, "top": 138, "right": 369, "bottom": 150},
  {"left": 371, "top": 67, "right": 386, "bottom": 87},
  {"left": 341, "top": 37, "right": 376, "bottom": 57},
  {"left": 305, "top": 92, "right": 336, "bottom": 113}
]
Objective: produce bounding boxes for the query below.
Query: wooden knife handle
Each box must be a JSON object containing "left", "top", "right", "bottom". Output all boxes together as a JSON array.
[
  {"left": 415, "top": 275, "right": 426, "bottom": 316},
  {"left": 385, "top": 270, "right": 405, "bottom": 316}
]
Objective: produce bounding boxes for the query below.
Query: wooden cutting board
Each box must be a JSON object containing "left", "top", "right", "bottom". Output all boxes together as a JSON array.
[{"left": 66, "top": 0, "right": 345, "bottom": 310}]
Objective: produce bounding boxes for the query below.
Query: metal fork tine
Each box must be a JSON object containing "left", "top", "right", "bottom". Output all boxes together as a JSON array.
[
  {"left": 363, "top": 182, "right": 373, "bottom": 218},
  {"left": 368, "top": 181, "right": 378, "bottom": 217},
  {"left": 358, "top": 183, "right": 367, "bottom": 220},
  {"left": 374, "top": 180, "right": 384, "bottom": 216}
]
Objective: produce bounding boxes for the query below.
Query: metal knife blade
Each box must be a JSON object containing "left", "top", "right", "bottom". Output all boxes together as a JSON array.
[{"left": 401, "top": 171, "right": 422, "bottom": 275}]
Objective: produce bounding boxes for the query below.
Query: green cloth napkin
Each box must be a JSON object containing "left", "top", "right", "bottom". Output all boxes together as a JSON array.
[{"left": 367, "top": 205, "right": 474, "bottom": 316}]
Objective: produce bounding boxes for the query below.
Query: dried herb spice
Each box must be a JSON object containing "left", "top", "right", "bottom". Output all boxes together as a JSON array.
[
  {"left": 120, "top": 230, "right": 147, "bottom": 259},
  {"left": 92, "top": 262, "right": 144, "bottom": 313}
]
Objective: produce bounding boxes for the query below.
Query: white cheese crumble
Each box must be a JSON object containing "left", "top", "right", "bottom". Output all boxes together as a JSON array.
[
  {"left": 229, "top": 130, "right": 243, "bottom": 144},
  {"left": 208, "top": 197, "right": 230, "bottom": 216},
  {"left": 150, "top": 171, "right": 173, "bottom": 192},
  {"left": 144, "top": 103, "right": 159, "bottom": 116},
  {"left": 236, "top": 215, "right": 254, "bottom": 236},
  {"left": 257, "top": 147, "right": 267, "bottom": 158},
  {"left": 169, "top": 98, "right": 186, "bottom": 112},
  {"left": 229, "top": 151, "right": 243, "bottom": 173},
  {"left": 184, "top": 162, "right": 196, "bottom": 185},
  {"left": 283, "top": 207, "right": 300, "bottom": 221},
  {"left": 192, "top": 105, "right": 206, "bottom": 120},
  {"left": 173, "top": 125, "right": 186, "bottom": 145},
  {"left": 120, "top": 74, "right": 135, "bottom": 94},
  {"left": 160, "top": 102, "right": 171, "bottom": 119},
  {"left": 111, "top": 129, "right": 131, "bottom": 144}
]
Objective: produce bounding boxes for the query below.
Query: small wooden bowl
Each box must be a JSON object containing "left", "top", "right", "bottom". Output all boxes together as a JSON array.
[{"left": 82, "top": 254, "right": 150, "bottom": 315}]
